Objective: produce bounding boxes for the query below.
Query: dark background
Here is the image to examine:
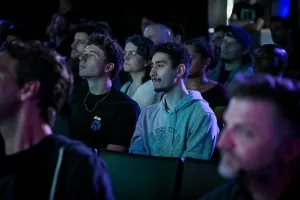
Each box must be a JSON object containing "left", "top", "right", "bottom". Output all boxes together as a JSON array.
[{"left": 0, "top": 0, "right": 209, "bottom": 45}]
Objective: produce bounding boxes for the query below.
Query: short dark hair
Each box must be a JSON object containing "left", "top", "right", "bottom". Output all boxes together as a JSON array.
[
  {"left": 257, "top": 44, "right": 288, "bottom": 75},
  {"left": 185, "top": 38, "right": 214, "bottom": 68},
  {"left": 165, "top": 21, "right": 186, "bottom": 42},
  {"left": 73, "top": 23, "right": 98, "bottom": 36},
  {"left": 270, "top": 16, "right": 290, "bottom": 30},
  {"left": 229, "top": 73, "right": 300, "bottom": 136},
  {"left": 94, "top": 21, "right": 112, "bottom": 37},
  {"left": 125, "top": 35, "right": 155, "bottom": 84},
  {"left": 87, "top": 33, "right": 124, "bottom": 79},
  {"left": 1, "top": 41, "right": 73, "bottom": 124},
  {"left": 152, "top": 42, "right": 192, "bottom": 79}
]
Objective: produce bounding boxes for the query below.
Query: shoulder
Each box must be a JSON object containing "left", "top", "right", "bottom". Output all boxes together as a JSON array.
[
  {"left": 52, "top": 135, "right": 107, "bottom": 175},
  {"left": 142, "top": 102, "right": 161, "bottom": 112},
  {"left": 71, "top": 82, "right": 88, "bottom": 101},
  {"left": 111, "top": 90, "right": 139, "bottom": 107},
  {"left": 52, "top": 135, "right": 96, "bottom": 158},
  {"left": 138, "top": 102, "right": 161, "bottom": 119},
  {"left": 214, "top": 83, "right": 228, "bottom": 95},
  {"left": 190, "top": 99, "right": 215, "bottom": 116},
  {"left": 109, "top": 90, "right": 141, "bottom": 116},
  {"left": 200, "top": 181, "right": 239, "bottom": 200},
  {"left": 120, "top": 82, "right": 131, "bottom": 93}
]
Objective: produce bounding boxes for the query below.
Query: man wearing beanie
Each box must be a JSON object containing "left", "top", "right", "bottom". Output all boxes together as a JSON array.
[{"left": 207, "top": 25, "right": 254, "bottom": 87}]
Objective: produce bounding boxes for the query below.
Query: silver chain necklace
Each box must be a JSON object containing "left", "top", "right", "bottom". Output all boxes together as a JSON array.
[{"left": 84, "top": 89, "right": 111, "bottom": 112}]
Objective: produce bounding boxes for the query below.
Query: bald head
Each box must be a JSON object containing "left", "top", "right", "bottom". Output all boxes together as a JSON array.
[
  {"left": 143, "top": 23, "right": 174, "bottom": 45},
  {"left": 254, "top": 44, "right": 288, "bottom": 76}
]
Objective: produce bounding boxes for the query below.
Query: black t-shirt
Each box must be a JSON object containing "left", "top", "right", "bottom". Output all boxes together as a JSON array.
[
  {"left": 202, "top": 83, "right": 228, "bottom": 110},
  {"left": 0, "top": 135, "right": 114, "bottom": 200},
  {"left": 232, "top": 2, "right": 264, "bottom": 22},
  {"left": 69, "top": 83, "right": 140, "bottom": 150},
  {"left": 217, "top": 68, "right": 231, "bottom": 85}
]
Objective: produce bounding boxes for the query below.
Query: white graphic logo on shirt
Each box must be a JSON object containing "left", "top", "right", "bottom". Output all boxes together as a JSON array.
[{"left": 90, "top": 116, "right": 101, "bottom": 132}]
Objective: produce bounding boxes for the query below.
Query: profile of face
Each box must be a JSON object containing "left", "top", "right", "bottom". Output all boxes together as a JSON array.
[
  {"left": 221, "top": 35, "right": 245, "bottom": 61},
  {"left": 270, "top": 21, "right": 290, "bottom": 45},
  {"left": 218, "top": 98, "right": 286, "bottom": 179},
  {"left": 254, "top": 47, "right": 275, "bottom": 73},
  {"left": 211, "top": 31, "right": 225, "bottom": 57},
  {"left": 124, "top": 42, "right": 147, "bottom": 73},
  {"left": 150, "top": 52, "right": 179, "bottom": 93},
  {"left": 186, "top": 45, "right": 207, "bottom": 77},
  {"left": 79, "top": 44, "right": 107, "bottom": 78},
  {"left": 71, "top": 32, "right": 89, "bottom": 59},
  {"left": 0, "top": 52, "right": 21, "bottom": 120},
  {"left": 143, "top": 24, "right": 173, "bottom": 45}
]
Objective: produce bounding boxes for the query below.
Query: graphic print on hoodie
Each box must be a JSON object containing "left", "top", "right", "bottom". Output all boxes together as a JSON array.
[{"left": 129, "top": 91, "right": 219, "bottom": 160}]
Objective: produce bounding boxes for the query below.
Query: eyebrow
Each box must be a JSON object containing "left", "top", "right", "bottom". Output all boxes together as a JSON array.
[
  {"left": 154, "top": 60, "right": 167, "bottom": 64},
  {"left": 86, "top": 50, "right": 100, "bottom": 56}
]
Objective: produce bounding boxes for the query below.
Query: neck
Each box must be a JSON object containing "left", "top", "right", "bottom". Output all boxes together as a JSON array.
[
  {"left": 186, "top": 73, "right": 208, "bottom": 90},
  {"left": 164, "top": 79, "right": 189, "bottom": 110},
  {"left": 224, "top": 59, "right": 242, "bottom": 71},
  {"left": 0, "top": 102, "right": 52, "bottom": 156},
  {"left": 130, "top": 71, "right": 144, "bottom": 86},
  {"left": 245, "top": 163, "right": 298, "bottom": 200},
  {"left": 87, "top": 76, "right": 112, "bottom": 95}
]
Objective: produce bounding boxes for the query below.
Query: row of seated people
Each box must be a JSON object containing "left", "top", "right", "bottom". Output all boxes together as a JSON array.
[{"left": 0, "top": 39, "right": 299, "bottom": 200}]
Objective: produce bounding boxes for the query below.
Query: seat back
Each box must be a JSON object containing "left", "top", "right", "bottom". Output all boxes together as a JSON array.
[
  {"left": 100, "top": 151, "right": 183, "bottom": 200},
  {"left": 179, "top": 158, "right": 227, "bottom": 200}
]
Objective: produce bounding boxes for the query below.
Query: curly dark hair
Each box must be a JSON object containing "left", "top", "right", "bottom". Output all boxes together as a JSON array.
[
  {"left": 152, "top": 41, "right": 192, "bottom": 79},
  {"left": 125, "top": 35, "right": 155, "bottom": 84},
  {"left": 87, "top": 33, "right": 124, "bottom": 79},
  {"left": 1, "top": 40, "right": 73, "bottom": 124},
  {"left": 185, "top": 38, "right": 214, "bottom": 69}
]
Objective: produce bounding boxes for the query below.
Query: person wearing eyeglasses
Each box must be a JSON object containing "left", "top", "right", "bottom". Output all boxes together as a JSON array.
[{"left": 121, "top": 35, "right": 162, "bottom": 109}]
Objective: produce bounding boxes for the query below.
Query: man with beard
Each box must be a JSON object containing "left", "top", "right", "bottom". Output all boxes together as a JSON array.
[
  {"left": 129, "top": 42, "right": 219, "bottom": 160},
  {"left": 207, "top": 25, "right": 253, "bottom": 87},
  {"left": 201, "top": 73, "right": 300, "bottom": 200}
]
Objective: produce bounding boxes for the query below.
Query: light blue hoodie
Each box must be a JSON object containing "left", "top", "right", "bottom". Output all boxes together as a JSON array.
[{"left": 129, "top": 91, "right": 219, "bottom": 160}]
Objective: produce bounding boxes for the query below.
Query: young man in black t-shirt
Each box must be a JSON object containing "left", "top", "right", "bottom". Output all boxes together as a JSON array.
[
  {"left": 69, "top": 33, "right": 140, "bottom": 152},
  {"left": 0, "top": 41, "right": 114, "bottom": 199}
]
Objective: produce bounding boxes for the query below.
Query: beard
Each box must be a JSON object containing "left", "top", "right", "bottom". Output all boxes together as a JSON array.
[{"left": 153, "top": 83, "right": 174, "bottom": 93}]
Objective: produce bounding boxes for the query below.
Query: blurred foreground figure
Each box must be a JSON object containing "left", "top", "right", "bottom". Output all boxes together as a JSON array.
[
  {"left": 201, "top": 73, "right": 300, "bottom": 200},
  {"left": 0, "top": 41, "right": 115, "bottom": 200}
]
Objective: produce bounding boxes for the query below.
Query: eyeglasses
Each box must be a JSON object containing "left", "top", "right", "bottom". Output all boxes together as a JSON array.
[{"left": 124, "top": 51, "right": 137, "bottom": 59}]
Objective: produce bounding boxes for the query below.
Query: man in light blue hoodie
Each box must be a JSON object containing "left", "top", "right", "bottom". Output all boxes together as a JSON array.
[{"left": 129, "top": 42, "right": 219, "bottom": 160}]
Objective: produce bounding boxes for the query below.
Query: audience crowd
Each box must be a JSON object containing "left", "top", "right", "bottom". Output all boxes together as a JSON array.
[{"left": 0, "top": 0, "right": 299, "bottom": 199}]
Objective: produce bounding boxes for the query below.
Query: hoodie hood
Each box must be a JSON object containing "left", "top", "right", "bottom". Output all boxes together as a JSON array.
[{"left": 161, "top": 90, "right": 206, "bottom": 113}]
